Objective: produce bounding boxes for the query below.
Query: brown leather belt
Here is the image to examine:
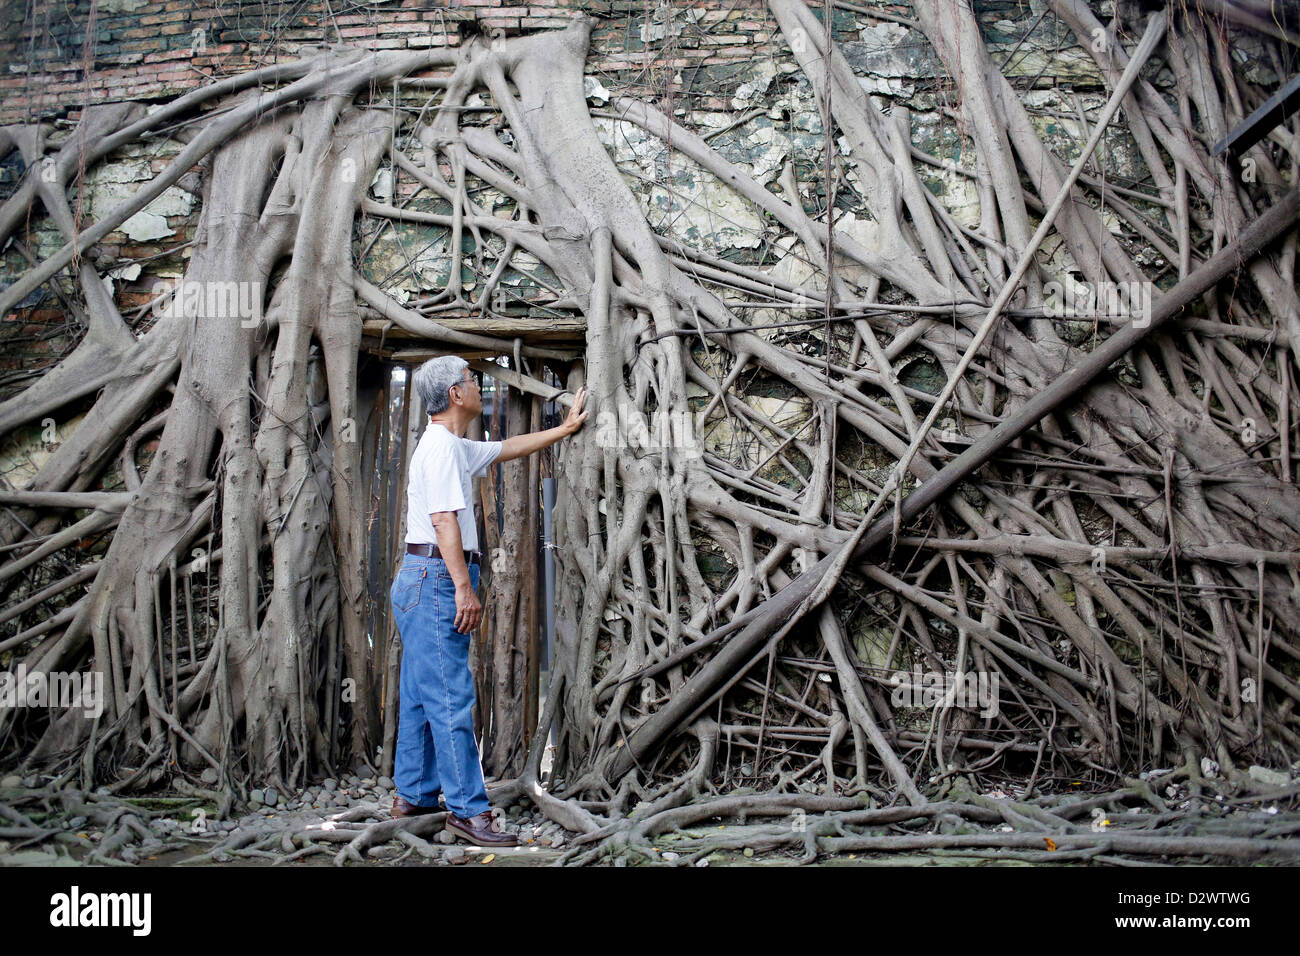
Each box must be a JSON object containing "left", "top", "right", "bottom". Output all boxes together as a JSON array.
[{"left": 406, "top": 542, "right": 480, "bottom": 566}]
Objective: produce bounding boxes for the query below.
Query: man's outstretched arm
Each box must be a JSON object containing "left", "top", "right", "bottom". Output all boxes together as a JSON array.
[{"left": 496, "top": 387, "right": 589, "bottom": 463}]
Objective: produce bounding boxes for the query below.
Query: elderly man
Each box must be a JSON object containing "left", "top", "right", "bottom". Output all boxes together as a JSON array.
[{"left": 389, "top": 355, "right": 587, "bottom": 846}]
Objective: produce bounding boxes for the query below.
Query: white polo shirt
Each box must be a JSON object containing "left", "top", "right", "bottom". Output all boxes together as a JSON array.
[{"left": 405, "top": 422, "right": 501, "bottom": 552}]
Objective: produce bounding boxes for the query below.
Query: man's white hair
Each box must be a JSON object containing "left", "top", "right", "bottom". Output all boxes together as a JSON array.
[{"left": 413, "top": 355, "right": 469, "bottom": 416}]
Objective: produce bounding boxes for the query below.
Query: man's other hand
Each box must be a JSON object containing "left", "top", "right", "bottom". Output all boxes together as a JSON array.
[
  {"left": 562, "top": 387, "right": 589, "bottom": 434},
  {"left": 453, "top": 582, "right": 482, "bottom": 633}
]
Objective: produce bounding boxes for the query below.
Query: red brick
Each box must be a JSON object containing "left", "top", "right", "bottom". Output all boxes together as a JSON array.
[
  {"left": 142, "top": 49, "right": 196, "bottom": 64},
  {"left": 403, "top": 34, "right": 453, "bottom": 47},
  {"left": 140, "top": 11, "right": 189, "bottom": 26}
]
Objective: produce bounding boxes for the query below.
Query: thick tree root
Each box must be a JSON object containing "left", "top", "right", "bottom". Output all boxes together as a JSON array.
[{"left": 6, "top": 770, "right": 1296, "bottom": 867}]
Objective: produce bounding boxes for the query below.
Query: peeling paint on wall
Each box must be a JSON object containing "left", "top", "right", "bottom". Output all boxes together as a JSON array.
[{"left": 0, "top": 415, "right": 86, "bottom": 491}]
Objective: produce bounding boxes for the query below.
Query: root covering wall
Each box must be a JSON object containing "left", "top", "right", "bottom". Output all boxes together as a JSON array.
[{"left": 2, "top": 1, "right": 1299, "bottom": 852}]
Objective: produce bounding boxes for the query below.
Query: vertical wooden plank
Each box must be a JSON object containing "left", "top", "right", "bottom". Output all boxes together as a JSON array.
[
  {"left": 524, "top": 392, "right": 541, "bottom": 746},
  {"left": 372, "top": 373, "right": 391, "bottom": 708},
  {"left": 379, "top": 366, "right": 414, "bottom": 779},
  {"left": 473, "top": 443, "right": 500, "bottom": 750}
]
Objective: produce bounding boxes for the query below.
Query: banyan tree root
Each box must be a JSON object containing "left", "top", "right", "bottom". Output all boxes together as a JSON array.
[
  {"left": 4, "top": 770, "right": 1297, "bottom": 867},
  {"left": 0, "top": 774, "right": 464, "bottom": 866},
  {"left": 1, "top": 3, "right": 1299, "bottom": 844},
  {"left": 548, "top": 761, "right": 1300, "bottom": 867}
]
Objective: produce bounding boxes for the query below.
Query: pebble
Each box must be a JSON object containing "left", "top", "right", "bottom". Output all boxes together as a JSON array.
[
  {"left": 378, "top": 776, "right": 394, "bottom": 789},
  {"left": 1248, "top": 765, "right": 1290, "bottom": 788},
  {"left": 21, "top": 775, "right": 39, "bottom": 788},
  {"left": 444, "top": 846, "right": 466, "bottom": 863},
  {"left": 346, "top": 774, "right": 361, "bottom": 787},
  {"left": 662, "top": 851, "right": 679, "bottom": 862},
  {"left": 67, "top": 816, "right": 87, "bottom": 830},
  {"left": 0, "top": 775, "right": 21, "bottom": 788},
  {"left": 200, "top": 768, "right": 219, "bottom": 785},
  {"left": 249, "top": 790, "right": 264, "bottom": 807},
  {"left": 263, "top": 788, "right": 279, "bottom": 807},
  {"left": 549, "top": 836, "right": 565, "bottom": 848},
  {"left": 743, "top": 847, "right": 754, "bottom": 858},
  {"left": 323, "top": 778, "right": 338, "bottom": 792},
  {"left": 437, "top": 830, "right": 456, "bottom": 845}
]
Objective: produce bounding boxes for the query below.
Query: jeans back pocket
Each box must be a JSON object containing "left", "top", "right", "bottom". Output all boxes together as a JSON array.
[{"left": 391, "top": 565, "right": 425, "bottom": 612}]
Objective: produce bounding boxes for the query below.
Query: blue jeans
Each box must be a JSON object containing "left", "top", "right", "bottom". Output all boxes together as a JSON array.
[{"left": 391, "top": 554, "right": 490, "bottom": 819}]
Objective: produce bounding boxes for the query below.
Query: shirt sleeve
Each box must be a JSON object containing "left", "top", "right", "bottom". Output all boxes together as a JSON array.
[
  {"left": 421, "top": 444, "right": 468, "bottom": 514},
  {"left": 462, "top": 438, "right": 503, "bottom": 478}
]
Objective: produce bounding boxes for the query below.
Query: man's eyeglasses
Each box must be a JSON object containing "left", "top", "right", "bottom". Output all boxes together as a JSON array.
[{"left": 451, "top": 372, "right": 482, "bottom": 393}]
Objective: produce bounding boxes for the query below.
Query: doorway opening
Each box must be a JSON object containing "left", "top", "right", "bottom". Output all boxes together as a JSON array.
[{"left": 358, "top": 352, "right": 571, "bottom": 782}]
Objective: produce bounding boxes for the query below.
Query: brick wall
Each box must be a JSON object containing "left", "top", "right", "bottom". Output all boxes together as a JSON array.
[{"left": 1, "top": 0, "right": 783, "bottom": 126}]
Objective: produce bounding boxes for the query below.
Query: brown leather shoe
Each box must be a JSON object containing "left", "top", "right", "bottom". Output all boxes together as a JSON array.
[
  {"left": 392, "top": 795, "right": 441, "bottom": 819},
  {"left": 445, "top": 810, "right": 519, "bottom": 847}
]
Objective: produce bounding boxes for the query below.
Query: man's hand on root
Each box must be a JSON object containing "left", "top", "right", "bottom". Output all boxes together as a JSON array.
[
  {"left": 562, "top": 387, "right": 589, "bottom": 434},
  {"left": 454, "top": 581, "right": 483, "bottom": 633}
]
